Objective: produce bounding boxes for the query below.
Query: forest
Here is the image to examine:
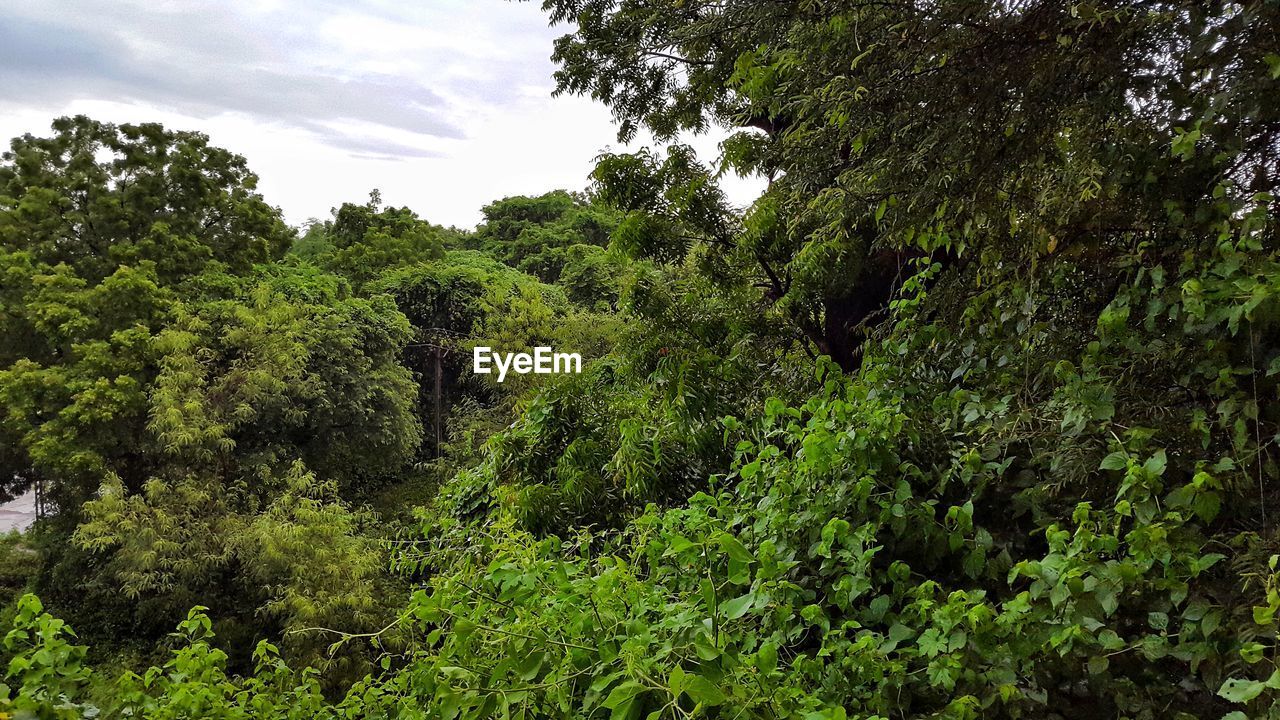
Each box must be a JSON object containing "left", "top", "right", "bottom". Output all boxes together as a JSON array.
[{"left": 0, "top": 1, "right": 1277, "bottom": 718}]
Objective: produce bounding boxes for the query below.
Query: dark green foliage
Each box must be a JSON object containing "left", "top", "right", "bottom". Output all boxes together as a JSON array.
[
  {"left": 0, "top": 532, "right": 38, "bottom": 609},
  {"left": 549, "top": 0, "right": 1280, "bottom": 373},
  {"left": 369, "top": 250, "right": 601, "bottom": 461},
  {"left": 372, "top": 252, "right": 529, "bottom": 341},
  {"left": 523, "top": 243, "right": 623, "bottom": 309},
  {"left": 0, "top": 115, "right": 292, "bottom": 285}
]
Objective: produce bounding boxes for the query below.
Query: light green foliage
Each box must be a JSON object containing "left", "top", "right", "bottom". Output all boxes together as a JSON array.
[
  {"left": 0, "top": 119, "right": 421, "bottom": 667},
  {"left": 1, "top": 595, "right": 94, "bottom": 719},
  {"left": 38, "top": 266, "right": 1257, "bottom": 715},
  {"left": 356, "top": 1, "right": 1275, "bottom": 715},
  {"left": 112, "top": 612, "right": 329, "bottom": 720},
  {"left": 554, "top": 244, "right": 622, "bottom": 310},
  {"left": 148, "top": 267, "right": 421, "bottom": 490},
  {"left": 0, "top": 598, "right": 353, "bottom": 719},
  {"left": 470, "top": 191, "right": 625, "bottom": 307},
  {"left": 300, "top": 190, "right": 458, "bottom": 290},
  {"left": 62, "top": 270, "right": 416, "bottom": 656},
  {"left": 73, "top": 462, "right": 386, "bottom": 668},
  {"left": 238, "top": 464, "right": 383, "bottom": 641},
  {"left": 372, "top": 251, "right": 542, "bottom": 340},
  {"left": 0, "top": 116, "right": 293, "bottom": 509}
]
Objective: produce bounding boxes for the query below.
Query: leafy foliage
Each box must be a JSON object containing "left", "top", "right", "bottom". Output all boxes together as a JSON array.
[
  {"left": 550, "top": 0, "right": 1280, "bottom": 373},
  {"left": 370, "top": 249, "right": 618, "bottom": 463},
  {"left": 440, "top": 256, "right": 795, "bottom": 531},
  {"left": 469, "top": 191, "right": 626, "bottom": 308},
  {"left": 1, "top": 1, "right": 1279, "bottom": 717},
  {"left": 0, "top": 120, "right": 420, "bottom": 669},
  {"left": 298, "top": 190, "right": 459, "bottom": 290},
  {"left": 0, "top": 116, "right": 294, "bottom": 509}
]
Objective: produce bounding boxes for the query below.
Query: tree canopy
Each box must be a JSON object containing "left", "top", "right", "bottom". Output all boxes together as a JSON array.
[{"left": 0, "top": 2, "right": 1278, "bottom": 718}]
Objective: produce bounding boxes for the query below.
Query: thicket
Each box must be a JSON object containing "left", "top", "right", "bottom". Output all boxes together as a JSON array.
[{"left": 0, "top": 1, "right": 1277, "bottom": 719}]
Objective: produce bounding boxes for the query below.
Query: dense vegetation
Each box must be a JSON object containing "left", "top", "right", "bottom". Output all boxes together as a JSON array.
[{"left": 0, "top": 0, "right": 1277, "bottom": 717}]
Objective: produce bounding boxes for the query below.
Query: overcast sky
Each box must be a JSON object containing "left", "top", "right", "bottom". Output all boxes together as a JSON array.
[{"left": 0, "top": 0, "right": 763, "bottom": 229}]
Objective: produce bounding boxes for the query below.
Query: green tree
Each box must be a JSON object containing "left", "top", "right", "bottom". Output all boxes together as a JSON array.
[
  {"left": 371, "top": 250, "right": 616, "bottom": 462},
  {"left": 50, "top": 266, "right": 418, "bottom": 650},
  {"left": 546, "top": 0, "right": 1279, "bottom": 370},
  {"left": 438, "top": 255, "right": 795, "bottom": 532},
  {"left": 0, "top": 116, "right": 294, "bottom": 508},
  {"left": 470, "top": 191, "right": 622, "bottom": 295},
  {"left": 299, "top": 190, "right": 456, "bottom": 290},
  {"left": 0, "top": 119, "right": 422, "bottom": 669}
]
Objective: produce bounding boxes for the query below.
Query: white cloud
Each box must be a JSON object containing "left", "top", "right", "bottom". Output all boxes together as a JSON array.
[{"left": 0, "top": 0, "right": 765, "bottom": 228}]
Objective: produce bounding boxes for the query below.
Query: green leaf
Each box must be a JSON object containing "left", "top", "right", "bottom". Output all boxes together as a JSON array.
[
  {"left": 722, "top": 593, "right": 756, "bottom": 620},
  {"left": 1266, "top": 52, "right": 1280, "bottom": 80},
  {"left": 610, "top": 698, "right": 641, "bottom": 720},
  {"left": 664, "top": 535, "right": 697, "bottom": 555},
  {"left": 1201, "top": 609, "right": 1222, "bottom": 637},
  {"left": 1142, "top": 450, "right": 1167, "bottom": 477},
  {"left": 694, "top": 637, "right": 721, "bottom": 661},
  {"left": 1097, "top": 628, "right": 1125, "bottom": 651},
  {"left": 757, "top": 641, "right": 778, "bottom": 673},
  {"left": 1253, "top": 605, "right": 1275, "bottom": 626},
  {"left": 1099, "top": 452, "right": 1128, "bottom": 470},
  {"left": 717, "top": 533, "right": 755, "bottom": 564},
  {"left": 667, "top": 666, "right": 686, "bottom": 696},
  {"left": 683, "top": 675, "right": 726, "bottom": 706},
  {"left": 884, "top": 622, "right": 915, "bottom": 651},
  {"left": 1240, "top": 642, "right": 1266, "bottom": 664},
  {"left": 1218, "top": 677, "right": 1266, "bottom": 703},
  {"left": 603, "top": 681, "right": 647, "bottom": 709},
  {"left": 917, "top": 628, "right": 946, "bottom": 657},
  {"left": 1097, "top": 588, "right": 1119, "bottom": 616},
  {"left": 1050, "top": 581, "right": 1070, "bottom": 607}
]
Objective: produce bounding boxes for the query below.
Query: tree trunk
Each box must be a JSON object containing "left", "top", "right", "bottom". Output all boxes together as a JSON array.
[{"left": 434, "top": 345, "right": 443, "bottom": 457}]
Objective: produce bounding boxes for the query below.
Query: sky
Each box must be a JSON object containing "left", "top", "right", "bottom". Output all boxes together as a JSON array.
[{"left": 0, "top": 0, "right": 764, "bottom": 229}]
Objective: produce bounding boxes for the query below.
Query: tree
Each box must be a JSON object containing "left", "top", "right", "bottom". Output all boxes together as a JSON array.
[
  {"left": 0, "top": 116, "right": 293, "bottom": 508},
  {"left": 0, "top": 120, "right": 422, "bottom": 664},
  {"left": 0, "top": 116, "right": 290, "bottom": 285},
  {"left": 44, "top": 265, "right": 419, "bottom": 655},
  {"left": 300, "top": 191, "right": 455, "bottom": 290},
  {"left": 470, "top": 190, "right": 621, "bottom": 290},
  {"left": 544, "top": 0, "right": 1279, "bottom": 370},
  {"left": 436, "top": 252, "right": 793, "bottom": 532},
  {"left": 371, "top": 250, "right": 614, "bottom": 461}
]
